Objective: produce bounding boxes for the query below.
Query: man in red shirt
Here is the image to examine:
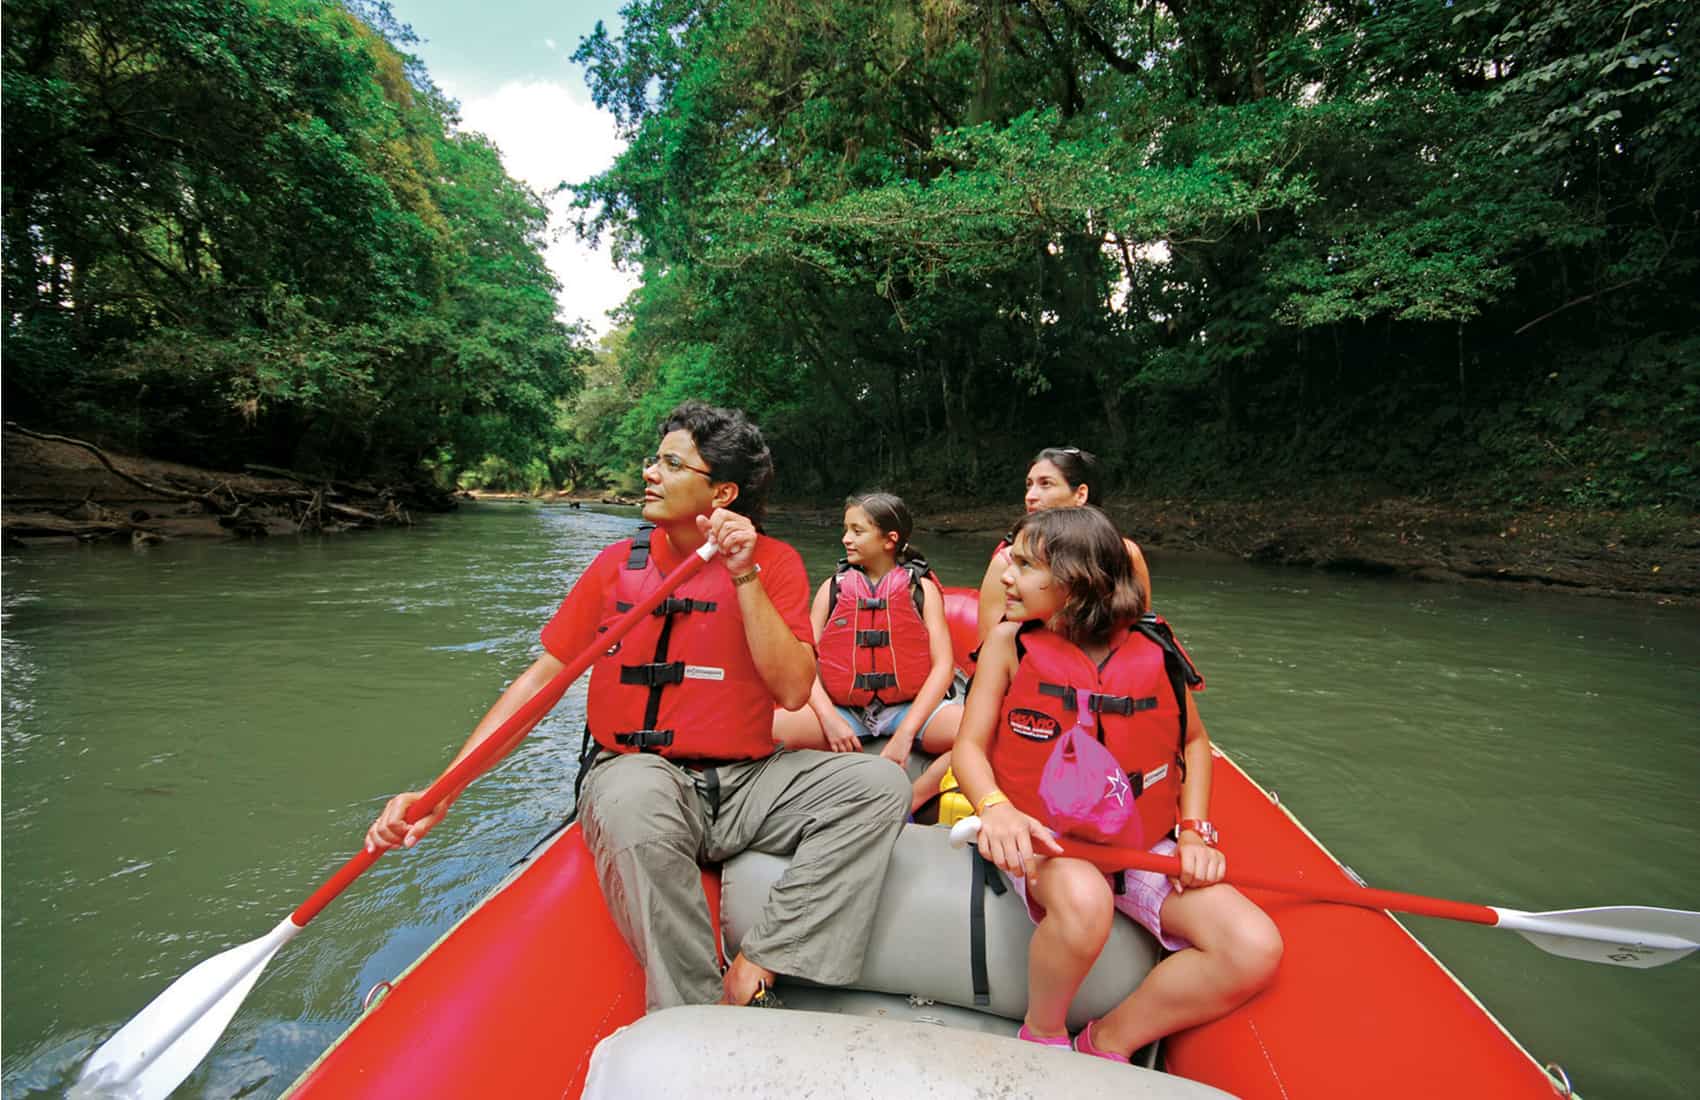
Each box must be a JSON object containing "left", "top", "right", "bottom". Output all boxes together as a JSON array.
[{"left": 367, "top": 403, "right": 910, "bottom": 1010}]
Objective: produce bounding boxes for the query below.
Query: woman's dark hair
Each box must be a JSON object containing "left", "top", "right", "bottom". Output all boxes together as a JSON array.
[
  {"left": 1029, "top": 446, "right": 1100, "bottom": 505},
  {"left": 845, "top": 491, "right": 922, "bottom": 564},
  {"left": 1009, "top": 506, "right": 1144, "bottom": 643},
  {"left": 659, "top": 402, "right": 775, "bottom": 524}
]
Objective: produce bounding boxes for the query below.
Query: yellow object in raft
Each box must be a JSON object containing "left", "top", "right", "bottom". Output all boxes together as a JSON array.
[{"left": 937, "top": 767, "right": 973, "bottom": 827}]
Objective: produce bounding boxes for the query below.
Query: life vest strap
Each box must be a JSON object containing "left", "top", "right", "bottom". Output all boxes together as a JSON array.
[
  {"left": 1088, "top": 694, "right": 1158, "bottom": 716},
  {"left": 620, "top": 661, "right": 687, "bottom": 687},
  {"left": 1038, "top": 682, "right": 1077, "bottom": 708},
  {"left": 613, "top": 597, "right": 718, "bottom": 615},
  {"left": 854, "top": 629, "right": 891, "bottom": 648},
  {"left": 625, "top": 525, "right": 654, "bottom": 570},
  {"left": 1036, "top": 683, "right": 1158, "bottom": 717},
  {"left": 656, "top": 596, "right": 717, "bottom": 615},
  {"left": 857, "top": 596, "right": 888, "bottom": 610},
  {"left": 853, "top": 671, "right": 898, "bottom": 692},
  {"left": 614, "top": 729, "right": 675, "bottom": 750}
]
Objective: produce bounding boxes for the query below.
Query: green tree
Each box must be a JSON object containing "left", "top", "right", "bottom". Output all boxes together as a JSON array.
[
  {"left": 569, "top": 0, "right": 1696, "bottom": 507},
  {"left": 3, "top": 0, "right": 585, "bottom": 480}
]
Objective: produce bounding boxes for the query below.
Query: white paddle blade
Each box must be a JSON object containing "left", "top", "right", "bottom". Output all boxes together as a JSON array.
[
  {"left": 71, "top": 919, "right": 301, "bottom": 1099},
  {"left": 1494, "top": 906, "right": 1700, "bottom": 969}
]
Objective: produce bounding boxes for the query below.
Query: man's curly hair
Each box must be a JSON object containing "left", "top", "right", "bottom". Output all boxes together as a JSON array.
[{"left": 658, "top": 402, "right": 776, "bottom": 525}]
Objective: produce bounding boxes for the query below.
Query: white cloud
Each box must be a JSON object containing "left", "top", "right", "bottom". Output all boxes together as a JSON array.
[
  {"left": 543, "top": 37, "right": 557, "bottom": 51},
  {"left": 456, "top": 79, "right": 641, "bottom": 336}
]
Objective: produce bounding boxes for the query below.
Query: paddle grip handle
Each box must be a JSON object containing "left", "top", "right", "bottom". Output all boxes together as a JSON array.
[
  {"left": 1055, "top": 840, "right": 1499, "bottom": 926},
  {"left": 291, "top": 540, "right": 717, "bottom": 927}
]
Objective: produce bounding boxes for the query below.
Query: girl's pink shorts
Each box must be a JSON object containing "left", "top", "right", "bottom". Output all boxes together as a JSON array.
[{"left": 999, "top": 837, "right": 1193, "bottom": 953}]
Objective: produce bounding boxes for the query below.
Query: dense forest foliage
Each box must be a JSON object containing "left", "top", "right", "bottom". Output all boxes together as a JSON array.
[
  {"left": 561, "top": 0, "right": 1696, "bottom": 509},
  {"left": 3, "top": 0, "right": 582, "bottom": 481},
  {"left": 5, "top": 0, "right": 1694, "bottom": 509}
]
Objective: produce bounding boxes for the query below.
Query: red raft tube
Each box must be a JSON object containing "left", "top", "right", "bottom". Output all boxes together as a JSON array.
[{"left": 286, "top": 589, "right": 1566, "bottom": 1100}]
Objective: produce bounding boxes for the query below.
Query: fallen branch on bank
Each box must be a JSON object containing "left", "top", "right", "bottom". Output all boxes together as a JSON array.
[
  {"left": 5, "top": 422, "right": 225, "bottom": 508},
  {"left": 3, "top": 422, "right": 425, "bottom": 542},
  {"left": 244, "top": 464, "right": 379, "bottom": 499}
]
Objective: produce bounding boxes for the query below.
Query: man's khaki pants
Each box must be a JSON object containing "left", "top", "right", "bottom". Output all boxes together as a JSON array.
[{"left": 579, "top": 747, "right": 910, "bottom": 1011}]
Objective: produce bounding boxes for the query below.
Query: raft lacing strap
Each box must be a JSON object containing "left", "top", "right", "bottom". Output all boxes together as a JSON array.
[{"left": 969, "top": 849, "right": 1007, "bottom": 1006}]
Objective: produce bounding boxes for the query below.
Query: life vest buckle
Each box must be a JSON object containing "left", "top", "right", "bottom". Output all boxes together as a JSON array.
[
  {"left": 857, "top": 597, "right": 888, "bottom": 610},
  {"left": 853, "top": 671, "right": 898, "bottom": 691},
  {"left": 854, "top": 629, "right": 891, "bottom": 648},
  {"left": 614, "top": 729, "right": 675, "bottom": 750},
  {"left": 655, "top": 597, "right": 716, "bottom": 616},
  {"left": 1088, "top": 694, "right": 1154, "bottom": 717},
  {"left": 619, "top": 661, "right": 686, "bottom": 687}
]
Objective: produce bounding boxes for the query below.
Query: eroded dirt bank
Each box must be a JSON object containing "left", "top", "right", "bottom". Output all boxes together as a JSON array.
[
  {"left": 2, "top": 429, "right": 453, "bottom": 544},
  {"left": 775, "top": 495, "right": 1700, "bottom": 607},
  {"left": 7, "top": 433, "right": 1694, "bottom": 605}
]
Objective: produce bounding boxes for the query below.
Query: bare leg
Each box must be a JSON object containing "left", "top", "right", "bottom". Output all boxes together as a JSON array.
[
  {"left": 908, "top": 704, "right": 962, "bottom": 811},
  {"left": 910, "top": 752, "right": 952, "bottom": 813},
  {"left": 1091, "top": 884, "right": 1282, "bottom": 1056},
  {"left": 1023, "top": 858, "right": 1114, "bottom": 1038},
  {"left": 918, "top": 702, "right": 962, "bottom": 754},
  {"left": 772, "top": 705, "right": 826, "bottom": 749}
]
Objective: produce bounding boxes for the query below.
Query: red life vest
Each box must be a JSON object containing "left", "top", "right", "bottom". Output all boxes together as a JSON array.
[
  {"left": 989, "top": 617, "right": 1203, "bottom": 846},
  {"left": 817, "top": 560, "right": 936, "bottom": 706},
  {"left": 586, "top": 526, "right": 779, "bottom": 761}
]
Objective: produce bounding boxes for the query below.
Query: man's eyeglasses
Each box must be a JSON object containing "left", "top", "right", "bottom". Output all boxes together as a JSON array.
[{"left": 644, "top": 452, "right": 714, "bottom": 478}]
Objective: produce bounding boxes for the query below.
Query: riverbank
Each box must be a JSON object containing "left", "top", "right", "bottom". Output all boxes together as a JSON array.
[
  {"left": 1, "top": 428, "right": 453, "bottom": 544},
  {"left": 6, "top": 435, "right": 1694, "bottom": 604},
  {"left": 772, "top": 494, "right": 1700, "bottom": 607}
]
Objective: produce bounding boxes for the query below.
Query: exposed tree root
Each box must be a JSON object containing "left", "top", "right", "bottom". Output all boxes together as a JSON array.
[{"left": 2, "top": 422, "right": 445, "bottom": 545}]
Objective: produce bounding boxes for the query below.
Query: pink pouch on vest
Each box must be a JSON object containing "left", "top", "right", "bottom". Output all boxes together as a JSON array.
[{"left": 1037, "top": 711, "right": 1146, "bottom": 849}]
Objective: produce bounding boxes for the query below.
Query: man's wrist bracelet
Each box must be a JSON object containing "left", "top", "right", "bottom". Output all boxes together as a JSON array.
[
  {"left": 976, "top": 789, "right": 1011, "bottom": 815},
  {"left": 730, "top": 564, "right": 762, "bottom": 587}
]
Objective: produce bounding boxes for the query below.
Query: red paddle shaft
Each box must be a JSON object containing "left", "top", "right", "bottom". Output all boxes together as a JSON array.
[
  {"left": 1056, "top": 840, "right": 1498, "bottom": 925},
  {"left": 289, "top": 540, "right": 716, "bottom": 926}
]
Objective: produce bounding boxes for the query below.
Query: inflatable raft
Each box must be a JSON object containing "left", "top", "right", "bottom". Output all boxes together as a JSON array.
[{"left": 285, "top": 591, "right": 1567, "bottom": 1099}]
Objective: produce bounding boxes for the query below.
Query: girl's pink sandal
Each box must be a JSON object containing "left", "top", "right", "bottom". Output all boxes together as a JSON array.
[
  {"left": 1072, "top": 1019, "right": 1131, "bottom": 1063},
  {"left": 1016, "top": 1024, "right": 1072, "bottom": 1049}
]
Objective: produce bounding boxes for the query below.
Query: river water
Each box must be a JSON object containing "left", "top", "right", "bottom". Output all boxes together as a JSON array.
[{"left": 3, "top": 502, "right": 1696, "bottom": 1098}]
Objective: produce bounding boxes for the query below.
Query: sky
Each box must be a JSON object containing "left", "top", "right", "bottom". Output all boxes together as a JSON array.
[{"left": 387, "top": 0, "right": 638, "bottom": 336}]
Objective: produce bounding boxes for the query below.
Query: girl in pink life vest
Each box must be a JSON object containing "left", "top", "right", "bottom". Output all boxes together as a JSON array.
[
  {"left": 975, "top": 447, "right": 1152, "bottom": 648},
  {"left": 952, "top": 506, "right": 1281, "bottom": 1060},
  {"left": 774, "top": 492, "right": 963, "bottom": 812}
]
